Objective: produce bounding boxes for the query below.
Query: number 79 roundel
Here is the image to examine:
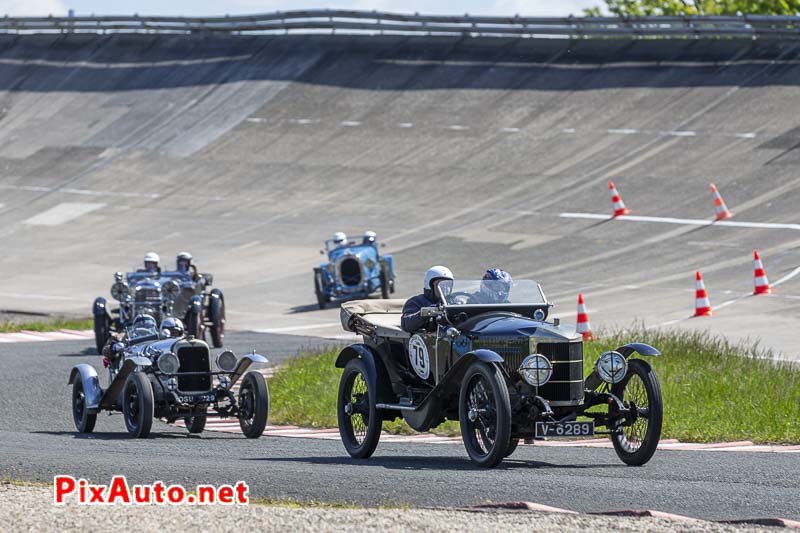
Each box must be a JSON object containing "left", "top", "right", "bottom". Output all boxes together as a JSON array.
[{"left": 408, "top": 334, "right": 430, "bottom": 380}]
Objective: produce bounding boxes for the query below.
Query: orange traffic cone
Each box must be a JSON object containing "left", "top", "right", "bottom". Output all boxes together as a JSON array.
[
  {"left": 608, "top": 181, "right": 630, "bottom": 217},
  {"left": 710, "top": 183, "right": 732, "bottom": 220},
  {"left": 753, "top": 249, "right": 772, "bottom": 295},
  {"left": 694, "top": 271, "right": 713, "bottom": 317},
  {"left": 576, "top": 293, "right": 593, "bottom": 340}
]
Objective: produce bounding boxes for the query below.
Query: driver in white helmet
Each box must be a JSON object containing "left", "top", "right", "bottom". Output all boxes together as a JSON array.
[
  {"left": 401, "top": 266, "right": 453, "bottom": 333},
  {"left": 362, "top": 230, "right": 377, "bottom": 246},
  {"left": 331, "top": 232, "right": 348, "bottom": 249},
  {"left": 176, "top": 251, "right": 197, "bottom": 280},
  {"left": 142, "top": 252, "right": 160, "bottom": 274}
]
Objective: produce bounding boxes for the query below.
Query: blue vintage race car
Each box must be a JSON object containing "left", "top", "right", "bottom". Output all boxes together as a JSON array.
[{"left": 313, "top": 234, "right": 395, "bottom": 309}]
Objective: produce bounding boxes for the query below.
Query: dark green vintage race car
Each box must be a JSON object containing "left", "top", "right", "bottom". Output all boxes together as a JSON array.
[{"left": 336, "top": 279, "right": 663, "bottom": 468}]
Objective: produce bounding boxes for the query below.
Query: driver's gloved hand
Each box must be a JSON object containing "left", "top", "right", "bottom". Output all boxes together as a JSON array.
[{"left": 424, "top": 318, "right": 438, "bottom": 333}]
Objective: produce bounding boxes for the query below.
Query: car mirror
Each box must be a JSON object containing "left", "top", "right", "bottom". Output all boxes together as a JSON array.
[
  {"left": 160, "top": 329, "right": 171, "bottom": 339},
  {"left": 320, "top": 249, "right": 325, "bottom": 255},
  {"left": 380, "top": 243, "right": 386, "bottom": 248},
  {"left": 444, "top": 326, "right": 459, "bottom": 339}
]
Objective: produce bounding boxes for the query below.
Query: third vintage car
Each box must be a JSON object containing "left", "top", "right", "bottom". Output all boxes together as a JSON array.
[
  {"left": 335, "top": 279, "right": 663, "bottom": 467},
  {"left": 70, "top": 315, "right": 268, "bottom": 439},
  {"left": 93, "top": 267, "right": 226, "bottom": 353},
  {"left": 313, "top": 233, "right": 395, "bottom": 309}
]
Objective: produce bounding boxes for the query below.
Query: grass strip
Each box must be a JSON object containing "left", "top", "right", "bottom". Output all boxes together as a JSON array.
[
  {"left": 0, "top": 318, "right": 93, "bottom": 333},
  {"left": 268, "top": 327, "right": 800, "bottom": 444}
]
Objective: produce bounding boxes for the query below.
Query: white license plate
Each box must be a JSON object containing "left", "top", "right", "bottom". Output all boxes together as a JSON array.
[
  {"left": 178, "top": 393, "right": 215, "bottom": 403},
  {"left": 535, "top": 421, "right": 594, "bottom": 438}
]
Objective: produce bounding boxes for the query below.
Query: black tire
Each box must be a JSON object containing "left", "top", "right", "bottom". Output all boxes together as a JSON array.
[
  {"left": 379, "top": 267, "right": 390, "bottom": 300},
  {"left": 611, "top": 359, "right": 663, "bottom": 466},
  {"left": 238, "top": 371, "right": 269, "bottom": 438},
  {"left": 505, "top": 437, "right": 520, "bottom": 458},
  {"left": 93, "top": 313, "right": 110, "bottom": 354},
  {"left": 337, "top": 358, "right": 382, "bottom": 459},
  {"left": 186, "top": 309, "right": 203, "bottom": 340},
  {"left": 185, "top": 411, "right": 207, "bottom": 434},
  {"left": 459, "top": 362, "right": 512, "bottom": 468},
  {"left": 123, "top": 372, "right": 154, "bottom": 438},
  {"left": 314, "top": 270, "right": 329, "bottom": 310},
  {"left": 208, "top": 292, "right": 225, "bottom": 348},
  {"left": 71, "top": 375, "right": 97, "bottom": 433}
]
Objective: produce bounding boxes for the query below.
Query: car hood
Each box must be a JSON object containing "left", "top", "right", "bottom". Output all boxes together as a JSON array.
[{"left": 466, "top": 314, "right": 581, "bottom": 342}]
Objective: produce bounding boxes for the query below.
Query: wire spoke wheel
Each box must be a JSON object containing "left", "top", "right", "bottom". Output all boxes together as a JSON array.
[
  {"left": 237, "top": 372, "right": 269, "bottom": 438},
  {"left": 337, "top": 358, "right": 382, "bottom": 459},
  {"left": 71, "top": 375, "right": 96, "bottom": 433},
  {"left": 611, "top": 359, "right": 663, "bottom": 466},
  {"left": 458, "top": 362, "right": 511, "bottom": 468},
  {"left": 122, "top": 373, "right": 153, "bottom": 438}
]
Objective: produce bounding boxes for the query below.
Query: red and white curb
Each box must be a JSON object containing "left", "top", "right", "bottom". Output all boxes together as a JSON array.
[
  {"left": 0, "top": 329, "right": 93, "bottom": 343},
  {"left": 173, "top": 368, "right": 800, "bottom": 453},
  {"left": 466, "top": 502, "right": 800, "bottom": 529}
]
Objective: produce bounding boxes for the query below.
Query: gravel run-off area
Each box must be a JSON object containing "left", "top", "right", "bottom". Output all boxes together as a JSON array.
[{"left": 0, "top": 484, "right": 777, "bottom": 533}]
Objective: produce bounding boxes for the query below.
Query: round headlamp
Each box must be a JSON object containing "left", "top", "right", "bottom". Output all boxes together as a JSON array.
[
  {"left": 110, "top": 281, "right": 129, "bottom": 301},
  {"left": 217, "top": 375, "right": 232, "bottom": 390},
  {"left": 216, "top": 350, "right": 238, "bottom": 372},
  {"left": 163, "top": 280, "right": 180, "bottom": 300},
  {"left": 166, "top": 377, "right": 178, "bottom": 392},
  {"left": 533, "top": 308, "right": 546, "bottom": 321},
  {"left": 595, "top": 351, "right": 628, "bottom": 384},
  {"left": 157, "top": 352, "right": 180, "bottom": 374},
  {"left": 519, "top": 354, "right": 553, "bottom": 387}
]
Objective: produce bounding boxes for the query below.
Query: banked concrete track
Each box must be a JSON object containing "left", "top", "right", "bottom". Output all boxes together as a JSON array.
[{"left": 2, "top": 34, "right": 800, "bottom": 357}]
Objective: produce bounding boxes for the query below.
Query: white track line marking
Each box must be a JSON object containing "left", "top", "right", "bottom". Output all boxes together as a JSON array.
[
  {"left": 773, "top": 265, "right": 800, "bottom": 287},
  {"left": 499, "top": 127, "right": 520, "bottom": 133},
  {"left": 253, "top": 322, "right": 343, "bottom": 333},
  {"left": 340, "top": 120, "right": 361, "bottom": 127},
  {"left": 661, "top": 130, "right": 697, "bottom": 137},
  {"left": 447, "top": 124, "right": 469, "bottom": 131},
  {"left": 398, "top": 122, "right": 414, "bottom": 128},
  {"left": 23, "top": 202, "right": 105, "bottom": 226},
  {"left": 608, "top": 128, "right": 638, "bottom": 135},
  {"left": 561, "top": 128, "right": 576, "bottom": 133},
  {"left": 560, "top": 212, "right": 800, "bottom": 231},
  {"left": 0, "top": 184, "right": 158, "bottom": 199},
  {"left": 734, "top": 132, "right": 757, "bottom": 139}
]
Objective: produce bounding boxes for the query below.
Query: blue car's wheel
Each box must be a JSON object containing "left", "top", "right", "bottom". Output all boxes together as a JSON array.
[
  {"left": 379, "top": 267, "right": 390, "bottom": 299},
  {"left": 314, "top": 269, "right": 330, "bottom": 309}
]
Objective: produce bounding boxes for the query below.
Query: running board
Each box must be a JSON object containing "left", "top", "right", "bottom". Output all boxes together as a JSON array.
[{"left": 376, "top": 403, "right": 416, "bottom": 411}]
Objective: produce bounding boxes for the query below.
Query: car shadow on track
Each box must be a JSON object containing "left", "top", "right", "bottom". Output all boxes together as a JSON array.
[
  {"left": 58, "top": 347, "right": 98, "bottom": 357},
  {"left": 243, "top": 455, "right": 623, "bottom": 472},
  {"left": 32, "top": 430, "right": 240, "bottom": 440}
]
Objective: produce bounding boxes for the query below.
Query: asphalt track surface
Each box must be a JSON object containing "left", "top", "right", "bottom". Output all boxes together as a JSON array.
[
  {"left": 2, "top": 35, "right": 800, "bottom": 359},
  {"left": 0, "top": 333, "right": 798, "bottom": 521}
]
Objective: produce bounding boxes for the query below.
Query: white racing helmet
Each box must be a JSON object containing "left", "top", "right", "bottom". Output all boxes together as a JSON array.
[
  {"left": 424, "top": 265, "right": 453, "bottom": 291},
  {"left": 363, "top": 230, "right": 377, "bottom": 244},
  {"left": 143, "top": 252, "right": 160, "bottom": 270},
  {"left": 332, "top": 232, "right": 347, "bottom": 246}
]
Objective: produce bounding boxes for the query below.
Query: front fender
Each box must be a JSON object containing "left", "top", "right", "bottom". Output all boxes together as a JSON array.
[
  {"left": 68, "top": 364, "right": 102, "bottom": 411},
  {"left": 100, "top": 357, "right": 151, "bottom": 409},
  {"left": 410, "top": 349, "right": 507, "bottom": 412},
  {"left": 93, "top": 297, "right": 111, "bottom": 318},
  {"left": 616, "top": 343, "right": 661, "bottom": 358},
  {"left": 434, "top": 349, "right": 505, "bottom": 391},
  {"left": 229, "top": 353, "right": 269, "bottom": 388},
  {"left": 189, "top": 295, "right": 203, "bottom": 314},
  {"left": 335, "top": 344, "right": 394, "bottom": 403}
]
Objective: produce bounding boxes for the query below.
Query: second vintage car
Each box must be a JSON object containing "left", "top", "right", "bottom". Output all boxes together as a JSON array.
[
  {"left": 70, "top": 315, "right": 268, "bottom": 438},
  {"left": 336, "top": 279, "right": 663, "bottom": 467},
  {"left": 93, "top": 267, "right": 226, "bottom": 353}
]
